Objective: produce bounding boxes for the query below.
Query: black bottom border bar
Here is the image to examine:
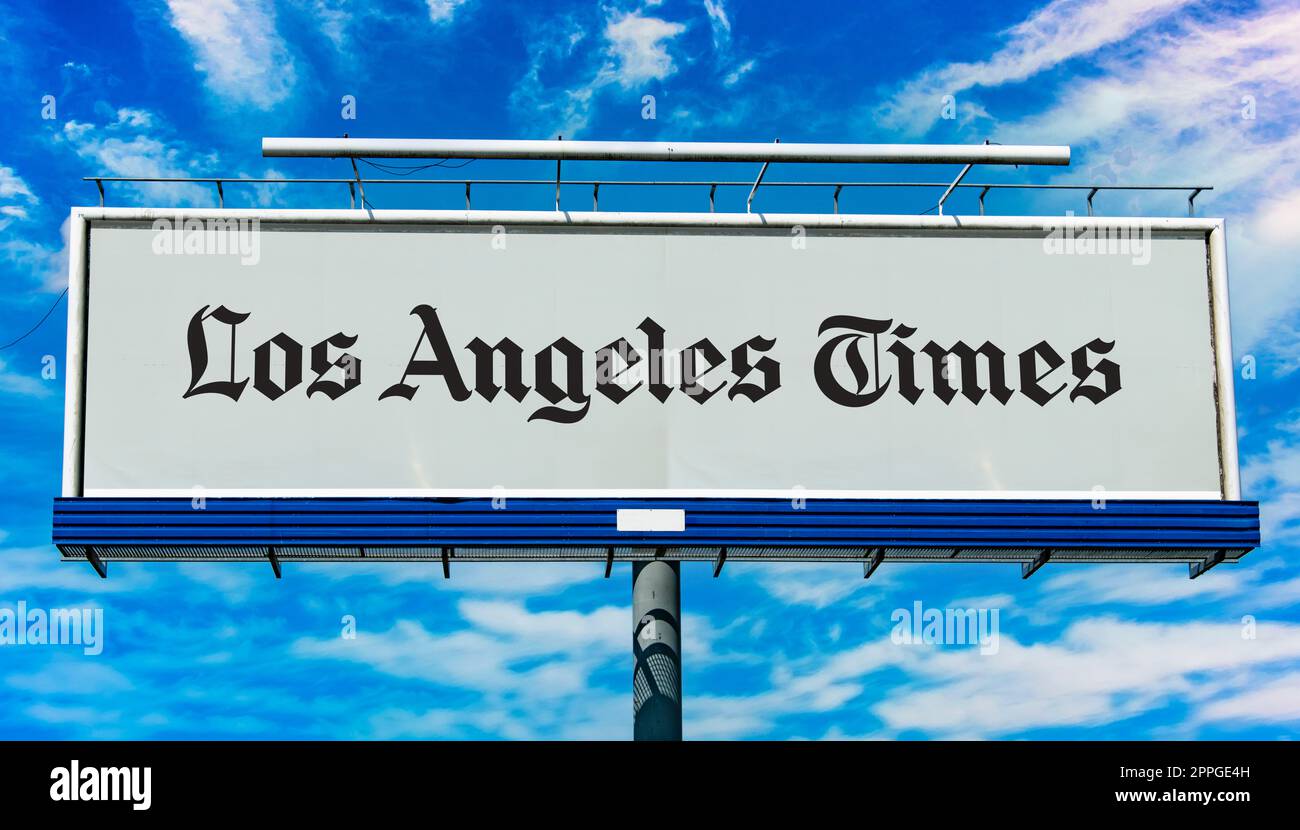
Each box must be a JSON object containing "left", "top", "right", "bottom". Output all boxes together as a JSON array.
[{"left": 3, "top": 740, "right": 1286, "bottom": 816}]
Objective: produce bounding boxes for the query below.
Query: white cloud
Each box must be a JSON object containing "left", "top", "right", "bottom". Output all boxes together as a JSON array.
[
  {"left": 874, "top": 0, "right": 1197, "bottom": 136},
  {"left": 0, "top": 214, "right": 69, "bottom": 292},
  {"left": 691, "top": 616, "right": 1300, "bottom": 738},
  {"left": 0, "top": 357, "right": 53, "bottom": 398},
  {"left": 292, "top": 600, "right": 624, "bottom": 694},
  {"left": 291, "top": 598, "right": 628, "bottom": 738},
  {"left": 1244, "top": 438, "right": 1300, "bottom": 544},
  {"left": 1038, "top": 564, "right": 1263, "bottom": 608},
  {"left": 0, "top": 165, "right": 36, "bottom": 205},
  {"left": 1195, "top": 670, "right": 1300, "bottom": 724},
  {"left": 604, "top": 10, "right": 686, "bottom": 87},
  {"left": 723, "top": 57, "right": 755, "bottom": 87},
  {"left": 7, "top": 661, "right": 133, "bottom": 695},
  {"left": 873, "top": 618, "right": 1300, "bottom": 738},
  {"left": 0, "top": 164, "right": 38, "bottom": 233},
  {"left": 879, "top": 2, "right": 1300, "bottom": 359},
  {"left": 303, "top": 0, "right": 351, "bottom": 48},
  {"left": 511, "top": 7, "right": 688, "bottom": 137},
  {"left": 164, "top": 0, "right": 297, "bottom": 109},
  {"left": 703, "top": 0, "right": 731, "bottom": 48},
  {"left": 303, "top": 560, "right": 604, "bottom": 595},
  {"left": 55, "top": 107, "right": 217, "bottom": 206},
  {"left": 425, "top": 0, "right": 471, "bottom": 24},
  {"left": 0, "top": 546, "right": 152, "bottom": 593}
]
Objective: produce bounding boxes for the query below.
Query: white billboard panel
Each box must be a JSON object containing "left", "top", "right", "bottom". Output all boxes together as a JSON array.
[{"left": 66, "top": 212, "right": 1236, "bottom": 499}]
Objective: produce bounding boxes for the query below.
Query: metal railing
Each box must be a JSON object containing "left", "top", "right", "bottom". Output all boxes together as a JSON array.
[{"left": 84, "top": 175, "right": 1213, "bottom": 216}]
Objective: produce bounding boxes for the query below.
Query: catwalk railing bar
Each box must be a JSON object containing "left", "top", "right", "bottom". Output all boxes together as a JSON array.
[{"left": 83, "top": 176, "right": 1214, "bottom": 216}]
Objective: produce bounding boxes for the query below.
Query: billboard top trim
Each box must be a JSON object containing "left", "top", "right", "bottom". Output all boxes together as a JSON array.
[{"left": 261, "top": 137, "right": 1072, "bottom": 166}]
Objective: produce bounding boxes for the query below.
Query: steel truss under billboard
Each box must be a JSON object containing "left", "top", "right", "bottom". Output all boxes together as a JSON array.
[{"left": 54, "top": 209, "right": 1259, "bottom": 578}]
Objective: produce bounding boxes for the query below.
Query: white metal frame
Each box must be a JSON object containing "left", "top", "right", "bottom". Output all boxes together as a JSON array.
[
  {"left": 60, "top": 207, "right": 1242, "bottom": 502},
  {"left": 261, "top": 137, "right": 1071, "bottom": 166}
]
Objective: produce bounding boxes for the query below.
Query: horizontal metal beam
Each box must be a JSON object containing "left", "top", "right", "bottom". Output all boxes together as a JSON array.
[
  {"left": 262, "top": 138, "right": 1071, "bottom": 166},
  {"left": 53, "top": 498, "right": 1259, "bottom": 567},
  {"left": 68, "top": 207, "right": 1228, "bottom": 232},
  {"left": 57, "top": 545, "right": 1255, "bottom": 566},
  {"left": 82, "top": 176, "right": 1211, "bottom": 191}
]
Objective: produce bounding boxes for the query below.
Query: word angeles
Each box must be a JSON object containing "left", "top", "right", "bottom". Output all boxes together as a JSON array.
[
  {"left": 183, "top": 306, "right": 1121, "bottom": 424},
  {"left": 50, "top": 761, "right": 151, "bottom": 811},
  {"left": 0, "top": 602, "right": 103, "bottom": 655}
]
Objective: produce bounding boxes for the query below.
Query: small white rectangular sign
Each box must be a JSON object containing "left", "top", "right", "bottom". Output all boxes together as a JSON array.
[{"left": 68, "top": 215, "right": 1234, "bottom": 499}]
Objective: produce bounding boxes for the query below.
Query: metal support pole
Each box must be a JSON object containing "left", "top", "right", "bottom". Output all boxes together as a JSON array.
[
  {"left": 633, "top": 559, "right": 682, "bottom": 741},
  {"left": 936, "top": 162, "right": 974, "bottom": 216},
  {"left": 350, "top": 159, "right": 366, "bottom": 209},
  {"left": 746, "top": 138, "right": 778, "bottom": 214}
]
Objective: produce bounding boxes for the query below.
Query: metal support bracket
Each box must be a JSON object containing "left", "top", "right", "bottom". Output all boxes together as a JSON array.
[
  {"left": 713, "top": 547, "right": 728, "bottom": 578},
  {"left": 465, "top": 182, "right": 472, "bottom": 210},
  {"left": 1022, "top": 549, "right": 1050, "bottom": 579},
  {"left": 978, "top": 185, "right": 990, "bottom": 215},
  {"left": 833, "top": 184, "right": 843, "bottom": 214},
  {"left": 555, "top": 135, "right": 562, "bottom": 211},
  {"left": 604, "top": 547, "right": 614, "bottom": 579},
  {"left": 268, "top": 547, "right": 282, "bottom": 579},
  {"left": 1086, "top": 187, "right": 1099, "bottom": 217},
  {"left": 95, "top": 178, "right": 105, "bottom": 207},
  {"left": 862, "top": 548, "right": 884, "bottom": 580},
  {"left": 936, "top": 163, "right": 974, "bottom": 216},
  {"left": 216, "top": 180, "right": 225, "bottom": 209},
  {"left": 592, "top": 182, "right": 600, "bottom": 212},
  {"left": 1189, "top": 549, "right": 1226, "bottom": 580},
  {"left": 708, "top": 183, "right": 717, "bottom": 212},
  {"left": 1188, "top": 187, "right": 1204, "bottom": 217},
  {"left": 349, "top": 158, "right": 367, "bottom": 210},
  {"left": 746, "top": 138, "right": 778, "bottom": 214},
  {"left": 441, "top": 547, "right": 451, "bottom": 579},
  {"left": 86, "top": 546, "right": 107, "bottom": 579},
  {"left": 347, "top": 180, "right": 355, "bottom": 209}
]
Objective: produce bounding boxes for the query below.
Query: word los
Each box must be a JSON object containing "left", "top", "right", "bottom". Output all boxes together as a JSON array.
[
  {"left": 183, "top": 306, "right": 1120, "bottom": 423},
  {"left": 50, "top": 761, "right": 151, "bottom": 811}
]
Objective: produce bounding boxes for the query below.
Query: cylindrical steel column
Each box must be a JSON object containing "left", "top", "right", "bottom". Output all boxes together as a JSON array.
[{"left": 632, "top": 559, "right": 682, "bottom": 741}]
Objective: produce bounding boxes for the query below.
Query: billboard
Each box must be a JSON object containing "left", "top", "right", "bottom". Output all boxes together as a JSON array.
[{"left": 62, "top": 211, "right": 1239, "bottom": 501}]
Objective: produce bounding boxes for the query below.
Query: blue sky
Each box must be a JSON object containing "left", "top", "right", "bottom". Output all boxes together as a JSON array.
[{"left": 2, "top": 0, "right": 1299, "bottom": 739}]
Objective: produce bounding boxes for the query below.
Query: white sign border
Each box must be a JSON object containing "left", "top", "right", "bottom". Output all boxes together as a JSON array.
[{"left": 60, "top": 208, "right": 1241, "bottom": 502}]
